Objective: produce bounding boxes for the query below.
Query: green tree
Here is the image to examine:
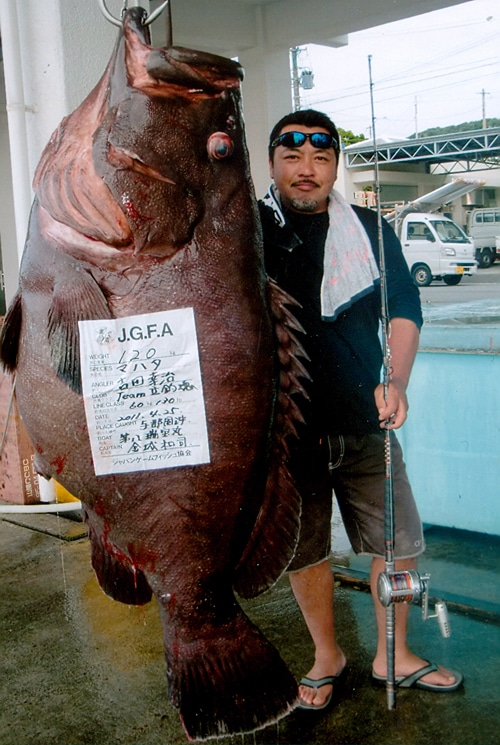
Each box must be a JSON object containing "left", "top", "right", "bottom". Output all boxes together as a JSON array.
[
  {"left": 409, "top": 119, "right": 500, "bottom": 138},
  {"left": 338, "top": 127, "right": 366, "bottom": 147}
]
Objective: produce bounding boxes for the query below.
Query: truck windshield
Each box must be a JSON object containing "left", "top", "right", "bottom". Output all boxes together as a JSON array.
[{"left": 431, "top": 220, "right": 470, "bottom": 243}]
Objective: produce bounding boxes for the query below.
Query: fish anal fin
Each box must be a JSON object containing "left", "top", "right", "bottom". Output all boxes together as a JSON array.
[
  {"left": 48, "top": 271, "right": 112, "bottom": 394},
  {"left": 0, "top": 291, "right": 23, "bottom": 373},
  {"left": 86, "top": 520, "right": 153, "bottom": 606}
]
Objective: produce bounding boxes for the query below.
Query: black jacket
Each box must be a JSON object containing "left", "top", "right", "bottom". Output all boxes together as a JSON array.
[{"left": 259, "top": 200, "right": 423, "bottom": 435}]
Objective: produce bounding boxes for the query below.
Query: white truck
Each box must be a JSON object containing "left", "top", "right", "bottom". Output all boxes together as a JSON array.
[
  {"left": 385, "top": 179, "right": 481, "bottom": 286},
  {"left": 466, "top": 207, "right": 500, "bottom": 268}
]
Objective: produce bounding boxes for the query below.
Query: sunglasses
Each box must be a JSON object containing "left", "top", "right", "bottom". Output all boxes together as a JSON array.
[{"left": 271, "top": 131, "right": 338, "bottom": 150}]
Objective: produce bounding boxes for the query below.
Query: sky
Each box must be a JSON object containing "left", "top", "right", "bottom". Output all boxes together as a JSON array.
[{"left": 296, "top": 0, "right": 499, "bottom": 141}]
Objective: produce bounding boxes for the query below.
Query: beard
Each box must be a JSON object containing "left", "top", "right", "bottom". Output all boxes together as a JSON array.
[{"left": 289, "top": 197, "right": 320, "bottom": 212}]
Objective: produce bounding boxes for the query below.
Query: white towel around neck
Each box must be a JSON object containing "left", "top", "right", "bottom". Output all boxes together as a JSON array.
[
  {"left": 320, "top": 189, "right": 380, "bottom": 320},
  {"left": 262, "top": 186, "right": 380, "bottom": 320}
]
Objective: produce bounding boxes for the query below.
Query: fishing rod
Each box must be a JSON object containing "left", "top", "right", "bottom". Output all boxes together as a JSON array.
[{"left": 367, "top": 55, "right": 451, "bottom": 711}]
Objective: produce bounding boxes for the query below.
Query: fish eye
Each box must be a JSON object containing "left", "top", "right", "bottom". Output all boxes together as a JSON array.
[{"left": 207, "top": 132, "right": 234, "bottom": 160}]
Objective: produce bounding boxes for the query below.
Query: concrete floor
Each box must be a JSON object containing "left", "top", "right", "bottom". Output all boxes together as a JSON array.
[{"left": 1, "top": 508, "right": 499, "bottom": 745}]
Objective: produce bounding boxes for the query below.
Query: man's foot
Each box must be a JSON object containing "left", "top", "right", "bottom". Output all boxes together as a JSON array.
[
  {"left": 298, "top": 654, "right": 347, "bottom": 708},
  {"left": 372, "top": 661, "right": 463, "bottom": 691},
  {"left": 372, "top": 652, "right": 461, "bottom": 690},
  {"left": 297, "top": 669, "right": 347, "bottom": 710}
]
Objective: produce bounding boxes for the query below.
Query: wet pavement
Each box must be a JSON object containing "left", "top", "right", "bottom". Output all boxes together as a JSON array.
[{"left": 1, "top": 506, "right": 499, "bottom": 745}]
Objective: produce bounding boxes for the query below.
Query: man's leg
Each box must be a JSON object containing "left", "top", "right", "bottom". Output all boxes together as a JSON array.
[
  {"left": 289, "top": 559, "right": 346, "bottom": 707},
  {"left": 331, "top": 434, "right": 460, "bottom": 690},
  {"left": 370, "top": 556, "right": 458, "bottom": 687}
]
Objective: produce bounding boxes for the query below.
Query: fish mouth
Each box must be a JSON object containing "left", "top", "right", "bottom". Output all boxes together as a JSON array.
[
  {"left": 146, "top": 46, "right": 244, "bottom": 96},
  {"left": 122, "top": 9, "right": 243, "bottom": 97}
]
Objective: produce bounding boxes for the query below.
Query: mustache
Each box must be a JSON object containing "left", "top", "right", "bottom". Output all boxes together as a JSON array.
[{"left": 292, "top": 179, "right": 320, "bottom": 187}]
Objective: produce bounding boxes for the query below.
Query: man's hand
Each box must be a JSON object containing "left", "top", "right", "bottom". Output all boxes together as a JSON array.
[
  {"left": 375, "top": 380, "right": 409, "bottom": 429},
  {"left": 374, "top": 318, "right": 420, "bottom": 429}
]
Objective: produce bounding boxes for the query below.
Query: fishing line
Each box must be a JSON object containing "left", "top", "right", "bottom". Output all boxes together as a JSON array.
[{"left": 56, "top": 512, "right": 69, "bottom": 601}]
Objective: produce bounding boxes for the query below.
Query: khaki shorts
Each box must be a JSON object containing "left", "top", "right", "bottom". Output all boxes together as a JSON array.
[{"left": 288, "top": 432, "right": 424, "bottom": 572}]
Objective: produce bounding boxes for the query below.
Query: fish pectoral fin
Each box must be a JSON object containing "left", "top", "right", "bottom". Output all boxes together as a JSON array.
[
  {"left": 48, "top": 271, "right": 112, "bottom": 394},
  {"left": 86, "top": 518, "right": 153, "bottom": 606},
  {"left": 0, "top": 290, "right": 23, "bottom": 373}
]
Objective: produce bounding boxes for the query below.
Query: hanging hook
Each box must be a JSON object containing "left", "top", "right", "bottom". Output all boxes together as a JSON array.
[
  {"left": 98, "top": 0, "right": 171, "bottom": 29},
  {"left": 145, "top": 1, "right": 171, "bottom": 27},
  {"left": 98, "top": 0, "right": 122, "bottom": 27}
]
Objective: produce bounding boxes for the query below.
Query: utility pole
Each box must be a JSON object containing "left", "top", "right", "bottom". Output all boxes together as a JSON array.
[
  {"left": 291, "top": 47, "right": 301, "bottom": 112},
  {"left": 477, "top": 89, "right": 490, "bottom": 128},
  {"left": 290, "top": 46, "right": 314, "bottom": 111},
  {"left": 414, "top": 96, "right": 418, "bottom": 138}
]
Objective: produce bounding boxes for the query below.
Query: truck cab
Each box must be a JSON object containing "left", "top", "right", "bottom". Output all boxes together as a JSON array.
[{"left": 399, "top": 213, "right": 477, "bottom": 286}]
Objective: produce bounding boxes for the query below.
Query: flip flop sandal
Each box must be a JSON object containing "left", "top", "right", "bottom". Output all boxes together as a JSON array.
[
  {"left": 297, "top": 667, "right": 347, "bottom": 710},
  {"left": 372, "top": 661, "right": 463, "bottom": 692}
]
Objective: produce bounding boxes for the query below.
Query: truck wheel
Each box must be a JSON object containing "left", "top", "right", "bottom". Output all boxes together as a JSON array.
[
  {"left": 412, "top": 264, "right": 432, "bottom": 287},
  {"left": 443, "top": 275, "right": 462, "bottom": 286},
  {"left": 477, "top": 249, "right": 494, "bottom": 269}
]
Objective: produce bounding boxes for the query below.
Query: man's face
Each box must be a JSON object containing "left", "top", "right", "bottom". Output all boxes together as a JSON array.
[{"left": 269, "top": 124, "right": 338, "bottom": 214}]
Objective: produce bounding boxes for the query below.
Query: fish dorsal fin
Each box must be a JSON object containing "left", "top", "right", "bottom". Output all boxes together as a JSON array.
[{"left": 233, "top": 279, "right": 310, "bottom": 598}]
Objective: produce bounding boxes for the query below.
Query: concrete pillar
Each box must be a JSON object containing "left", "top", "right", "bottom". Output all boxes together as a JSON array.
[
  {"left": 0, "top": 72, "right": 18, "bottom": 307},
  {"left": 239, "top": 44, "right": 292, "bottom": 199},
  {"left": 237, "top": 3, "right": 294, "bottom": 198}
]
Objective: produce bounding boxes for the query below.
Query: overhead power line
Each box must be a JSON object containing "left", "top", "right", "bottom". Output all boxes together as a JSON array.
[{"left": 306, "top": 59, "right": 499, "bottom": 109}]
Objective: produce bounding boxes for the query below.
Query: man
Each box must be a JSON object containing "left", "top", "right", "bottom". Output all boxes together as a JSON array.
[{"left": 259, "top": 109, "right": 462, "bottom": 710}]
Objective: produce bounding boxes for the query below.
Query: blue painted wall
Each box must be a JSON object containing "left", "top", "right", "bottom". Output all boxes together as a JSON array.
[{"left": 399, "top": 325, "right": 500, "bottom": 536}]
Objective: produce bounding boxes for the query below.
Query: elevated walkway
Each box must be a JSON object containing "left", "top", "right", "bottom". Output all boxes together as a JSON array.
[{"left": 344, "top": 127, "right": 500, "bottom": 174}]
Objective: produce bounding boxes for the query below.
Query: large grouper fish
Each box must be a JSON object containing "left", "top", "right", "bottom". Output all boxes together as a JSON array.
[{"left": 0, "top": 6, "right": 308, "bottom": 741}]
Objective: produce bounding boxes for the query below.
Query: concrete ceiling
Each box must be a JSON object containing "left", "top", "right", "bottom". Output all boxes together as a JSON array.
[{"left": 154, "top": 0, "right": 474, "bottom": 55}]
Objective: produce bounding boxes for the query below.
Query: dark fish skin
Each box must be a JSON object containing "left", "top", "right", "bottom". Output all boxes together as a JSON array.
[{"left": 0, "top": 8, "right": 306, "bottom": 741}]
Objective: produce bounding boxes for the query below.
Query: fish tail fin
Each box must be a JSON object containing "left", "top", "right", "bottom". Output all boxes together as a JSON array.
[
  {"left": 0, "top": 291, "right": 23, "bottom": 372},
  {"left": 87, "top": 521, "right": 152, "bottom": 605},
  {"left": 163, "top": 609, "right": 297, "bottom": 741}
]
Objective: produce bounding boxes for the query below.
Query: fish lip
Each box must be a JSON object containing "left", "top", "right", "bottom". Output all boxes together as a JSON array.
[
  {"left": 146, "top": 46, "right": 243, "bottom": 94},
  {"left": 166, "top": 46, "right": 244, "bottom": 81}
]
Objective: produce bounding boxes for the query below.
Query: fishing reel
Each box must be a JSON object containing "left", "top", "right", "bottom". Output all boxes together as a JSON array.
[{"left": 377, "top": 570, "right": 451, "bottom": 638}]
